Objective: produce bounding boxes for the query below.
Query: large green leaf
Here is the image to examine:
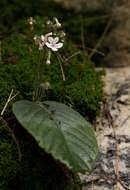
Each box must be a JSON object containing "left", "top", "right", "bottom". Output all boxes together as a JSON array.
[{"left": 13, "top": 100, "right": 98, "bottom": 173}]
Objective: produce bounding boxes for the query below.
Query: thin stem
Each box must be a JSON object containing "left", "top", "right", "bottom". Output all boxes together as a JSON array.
[
  {"left": 34, "top": 48, "right": 47, "bottom": 102},
  {"left": 34, "top": 50, "right": 41, "bottom": 101},
  {"left": 56, "top": 52, "right": 66, "bottom": 81},
  {"left": 38, "top": 49, "right": 46, "bottom": 101},
  {"left": 39, "top": 49, "right": 45, "bottom": 84}
]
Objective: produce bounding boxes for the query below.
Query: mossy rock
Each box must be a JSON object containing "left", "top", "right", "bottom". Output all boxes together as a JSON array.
[
  {"left": 0, "top": 14, "right": 104, "bottom": 190},
  {"left": 1, "top": 30, "right": 104, "bottom": 120}
]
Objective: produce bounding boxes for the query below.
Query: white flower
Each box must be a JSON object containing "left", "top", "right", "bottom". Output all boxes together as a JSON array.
[
  {"left": 41, "top": 32, "right": 52, "bottom": 45},
  {"left": 33, "top": 32, "right": 52, "bottom": 50},
  {"left": 46, "top": 37, "right": 63, "bottom": 51}
]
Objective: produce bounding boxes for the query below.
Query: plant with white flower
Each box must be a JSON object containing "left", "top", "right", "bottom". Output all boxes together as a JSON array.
[
  {"left": 34, "top": 33, "right": 53, "bottom": 50},
  {"left": 45, "top": 36, "right": 63, "bottom": 52},
  {"left": 28, "top": 17, "right": 66, "bottom": 100},
  {"left": 12, "top": 17, "right": 99, "bottom": 181}
]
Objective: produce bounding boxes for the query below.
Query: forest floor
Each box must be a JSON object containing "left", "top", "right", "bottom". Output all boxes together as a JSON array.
[{"left": 80, "top": 67, "right": 130, "bottom": 190}]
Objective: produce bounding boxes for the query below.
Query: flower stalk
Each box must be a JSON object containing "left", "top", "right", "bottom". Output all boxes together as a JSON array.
[
  {"left": 56, "top": 53, "right": 66, "bottom": 81},
  {"left": 31, "top": 17, "right": 65, "bottom": 101}
]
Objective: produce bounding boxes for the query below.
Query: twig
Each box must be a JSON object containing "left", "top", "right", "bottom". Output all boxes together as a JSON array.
[
  {"left": 1, "top": 89, "right": 19, "bottom": 115},
  {"left": 78, "top": 45, "right": 105, "bottom": 56},
  {"left": 58, "top": 51, "right": 80, "bottom": 65},
  {"left": 88, "top": 15, "right": 113, "bottom": 60},
  {"left": 0, "top": 116, "right": 22, "bottom": 161},
  {"left": 81, "top": 20, "right": 88, "bottom": 57},
  {"left": 1, "top": 89, "right": 14, "bottom": 116},
  {"left": 64, "top": 51, "right": 81, "bottom": 63},
  {"left": 87, "top": 47, "right": 105, "bottom": 56},
  {"left": 0, "top": 89, "right": 21, "bottom": 161}
]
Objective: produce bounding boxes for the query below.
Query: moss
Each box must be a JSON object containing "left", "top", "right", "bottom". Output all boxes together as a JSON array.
[
  {"left": 43, "top": 54, "right": 104, "bottom": 120},
  {"left": 1, "top": 30, "right": 104, "bottom": 120}
]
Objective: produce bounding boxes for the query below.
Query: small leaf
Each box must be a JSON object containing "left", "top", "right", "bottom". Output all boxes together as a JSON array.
[{"left": 13, "top": 100, "right": 98, "bottom": 173}]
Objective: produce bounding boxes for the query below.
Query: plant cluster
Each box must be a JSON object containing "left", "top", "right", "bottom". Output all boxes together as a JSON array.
[{"left": 0, "top": 4, "right": 105, "bottom": 189}]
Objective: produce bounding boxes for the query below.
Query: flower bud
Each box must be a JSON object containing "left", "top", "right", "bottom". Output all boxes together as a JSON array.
[
  {"left": 54, "top": 17, "right": 61, "bottom": 28},
  {"left": 59, "top": 31, "right": 66, "bottom": 38},
  {"left": 47, "top": 20, "right": 52, "bottom": 25},
  {"left": 40, "top": 82, "right": 51, "bottom": 90},
  {"left": 28, "top": 17, "right": 36, "bottom": 25},
  {"left": 46, "top": 50, "right": 51, "bottom": 64}
]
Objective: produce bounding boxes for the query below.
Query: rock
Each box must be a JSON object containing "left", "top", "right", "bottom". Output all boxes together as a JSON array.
[
  {"left": 80, "top": 67, "right": 130, "bottom": 190},
  {"left": 103, "top": 4, "right": 130, "bottom": 67},
  {"left": 48, "top": 0, "right": 125, "bottom": 11}
]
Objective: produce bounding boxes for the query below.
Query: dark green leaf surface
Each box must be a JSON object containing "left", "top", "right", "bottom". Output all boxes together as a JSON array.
[{"left": 13, "top": 100, "right": 98, "bottom": 173}]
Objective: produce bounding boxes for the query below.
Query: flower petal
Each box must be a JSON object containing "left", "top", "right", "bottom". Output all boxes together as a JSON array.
[
  {"left": 41, "top": 35, "right": 45, "bottom": 41},
  {"left": 48, "top": 37, "right": 54, "bottom": 43},
  {"left": 46, "top": 42, "right": 52, "bottom": 49},
  {"left": 46, "top": 42, "right": 58, "bottom": 51},
  {"left": 55, "top": 42, "right": 63, "bottom": 49},
  {"left": 54, "top": 37, "right": 59, "bottom": 43},
  {"left": 46, "top": 32, "right": 52, "bottom": 37},
  {"left": 51, "top": 47, "right": 58, "bottom": 51}
]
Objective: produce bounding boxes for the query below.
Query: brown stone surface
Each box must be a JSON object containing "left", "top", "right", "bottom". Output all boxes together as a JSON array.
[
  {"left": 47, "top": 0, "right": 125, "bottom": 11},
  {"left": 80, "top": 67, "right": 130, "bottom": 190},
  {"left": 103, "top": 5, "right": 130, "bottom": 67}
]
